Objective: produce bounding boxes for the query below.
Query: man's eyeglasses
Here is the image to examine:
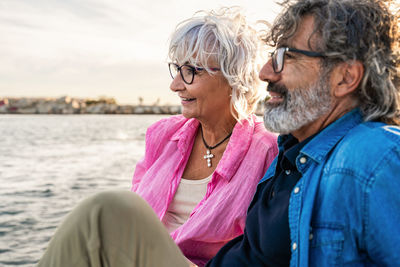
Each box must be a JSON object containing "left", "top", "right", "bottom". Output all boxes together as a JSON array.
[
  {"left": 168, "top": 63, "right": 220, "bottom": 85},
  {"left": 271, "top": 47, "right": 325, "bottom": 73}
]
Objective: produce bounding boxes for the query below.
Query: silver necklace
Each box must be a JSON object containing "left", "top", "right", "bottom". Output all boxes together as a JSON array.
[{"left": 200, "top": 127, "right": 232, "bottom": 168}]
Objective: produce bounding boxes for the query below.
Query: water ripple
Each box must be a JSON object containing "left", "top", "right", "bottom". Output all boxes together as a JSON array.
[{"left": 0, "top": 114, "right": 167, "bottom": 266}]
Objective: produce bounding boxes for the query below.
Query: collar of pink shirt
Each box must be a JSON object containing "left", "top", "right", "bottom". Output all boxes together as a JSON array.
[{"left": 171, "top": 115, "right": 256, "bottom": 183}]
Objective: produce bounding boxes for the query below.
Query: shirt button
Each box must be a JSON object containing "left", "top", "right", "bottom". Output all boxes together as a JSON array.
[
  {"left": 299, "top": 157, "right": 307, "bottom": 164},
  {"left": 309, "top": 233, "right": 314, "bottom": 240},
  {"left": 292, "top": 242, "right": 297, "bottom": 251},
  {"left": 294, "top": 187, "right": 300, "bottom": 194},
  {"left": 285, "top": 170, "right": 291, "bottom": 175}
]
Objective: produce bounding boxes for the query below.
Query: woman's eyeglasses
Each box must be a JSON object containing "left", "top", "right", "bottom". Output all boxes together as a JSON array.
[
  {"left": 271, "top": 47, "right": 325, "bottom": 73},
  {"left": 168, "top": 63, "right": 220, "bottom": 85}
]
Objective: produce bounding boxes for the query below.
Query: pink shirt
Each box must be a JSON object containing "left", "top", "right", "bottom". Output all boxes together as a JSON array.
[{"left": 131, "top": 115, "right": 278, "bottom": 266}]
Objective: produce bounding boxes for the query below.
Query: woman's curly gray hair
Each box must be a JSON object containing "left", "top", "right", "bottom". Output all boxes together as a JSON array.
[
  {"left": 265, "top": 0, "right": 400, "bottom": 124},
  {"left": 168, "top": 7, "right": 263, "bottom": 122}
]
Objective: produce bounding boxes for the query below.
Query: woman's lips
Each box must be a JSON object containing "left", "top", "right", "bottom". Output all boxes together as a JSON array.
[{"left": 180, "top": 97, "right": 196, "bottom": 104}]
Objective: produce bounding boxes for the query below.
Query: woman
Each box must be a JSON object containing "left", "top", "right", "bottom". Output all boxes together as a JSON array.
[
  {"left": 131, "top": 8, "right": 277, "bottom": 266},
  {"left": 37, "top": 8, "right": 277, "bottom": 267}
]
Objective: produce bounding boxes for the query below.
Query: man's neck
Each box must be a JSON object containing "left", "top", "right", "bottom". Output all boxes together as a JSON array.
[{"left": 292, "top": 99, "right": 358, "bottom": 142}]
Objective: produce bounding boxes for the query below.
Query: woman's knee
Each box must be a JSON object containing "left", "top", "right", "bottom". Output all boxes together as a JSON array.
[{"left": 78, "top": 190, "right": 153, "bottom": 221}]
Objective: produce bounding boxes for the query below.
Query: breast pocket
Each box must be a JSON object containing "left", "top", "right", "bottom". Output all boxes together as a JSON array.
[{"left": 309, "top": 223, "right": 344, "bottom": 267}]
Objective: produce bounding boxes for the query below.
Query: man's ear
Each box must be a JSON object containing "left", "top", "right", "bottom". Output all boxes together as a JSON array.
[{"left": 331, "top": 61, "right": 364, "bottom": 98}]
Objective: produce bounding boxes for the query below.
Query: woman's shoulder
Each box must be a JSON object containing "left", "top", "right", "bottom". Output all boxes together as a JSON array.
[
  {"left": 250, "top": 116, "right": 278, "bottom": 145},
  {"left": 145, "top": 115, "right": 192, "bottom": 142},
  {"left": 231, "top": 116, "right": 277, "bottom": 157},
  {"left": 147, "top": 115, "right": 189, "bottom": 134}
]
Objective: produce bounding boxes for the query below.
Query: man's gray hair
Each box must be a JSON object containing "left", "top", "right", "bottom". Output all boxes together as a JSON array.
[
  {"left": 264, "top": 0, "right": 400, "bottom": 125},
  {"left": 168, "top": 7, "right": 263, "bottom": 122}
]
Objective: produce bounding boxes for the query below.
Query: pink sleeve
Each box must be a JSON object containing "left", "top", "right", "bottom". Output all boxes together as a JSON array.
[
  {"left": 130, "top": 116, "right": 186, "bottom": 192},
  {"left": 131, "top": 124, "right": 156, "bottom": 192},
  {"left": 131, "top": 157, "right": 146, "bottom": 191}
]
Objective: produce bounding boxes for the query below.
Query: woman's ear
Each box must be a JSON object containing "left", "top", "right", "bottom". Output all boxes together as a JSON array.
[{"left": 331, "top": 60, "right": 364, "bottom": 98}]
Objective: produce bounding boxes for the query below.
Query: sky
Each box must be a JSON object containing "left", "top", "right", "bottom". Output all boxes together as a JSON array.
[{"left": 0, "top": 0, "right": 281, "bottom": 105}]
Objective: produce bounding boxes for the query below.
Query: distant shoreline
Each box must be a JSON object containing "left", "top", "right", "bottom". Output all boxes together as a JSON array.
[
  {"left": 0, "top": 96, "right": 265, "bottom": 115},
  {"left": 0, "top": 96, "right": 182, "bottom": 115}
]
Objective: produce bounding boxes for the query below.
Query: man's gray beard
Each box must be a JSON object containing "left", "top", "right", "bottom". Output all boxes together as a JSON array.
[{"left": 263, "top": 77, "right": 332, "bottom": 135}]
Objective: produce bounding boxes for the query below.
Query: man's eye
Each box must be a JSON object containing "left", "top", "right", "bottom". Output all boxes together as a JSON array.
[{"left": 285, "top": 53, "right": 295, "bottom": 59}]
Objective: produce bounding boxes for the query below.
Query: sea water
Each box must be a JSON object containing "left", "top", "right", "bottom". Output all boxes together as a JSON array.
[{"left": 0, "top": 114, "right": 168, "bottom": 266}]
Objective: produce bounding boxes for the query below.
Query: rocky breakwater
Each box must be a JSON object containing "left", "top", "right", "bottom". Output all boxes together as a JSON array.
[{"left": 0, "top": 97, "right": 182, "bottom": 115}]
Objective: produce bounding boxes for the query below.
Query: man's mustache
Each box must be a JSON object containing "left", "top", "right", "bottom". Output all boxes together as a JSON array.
[{"left": 267, "top": 83, "right": 288, "bottom": 96}]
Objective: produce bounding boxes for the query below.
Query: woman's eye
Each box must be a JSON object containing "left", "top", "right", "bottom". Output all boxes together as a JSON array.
[{"left": 184, "top": 68, "right": 195, "bottom": 76}]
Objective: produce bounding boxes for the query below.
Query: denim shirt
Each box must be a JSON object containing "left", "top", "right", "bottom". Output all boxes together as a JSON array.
[{"left": 260, "top": 109, "right": 400, "bottom": 266}]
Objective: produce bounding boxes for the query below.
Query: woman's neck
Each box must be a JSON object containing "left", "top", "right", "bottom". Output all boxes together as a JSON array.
[{"left": 199, "top": 115, "right": 237, "bottom": 145}]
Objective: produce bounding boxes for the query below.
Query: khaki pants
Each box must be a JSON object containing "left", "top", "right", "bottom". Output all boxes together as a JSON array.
[{"left": 37, "top": 190, "right": 189, "bottom": 267}]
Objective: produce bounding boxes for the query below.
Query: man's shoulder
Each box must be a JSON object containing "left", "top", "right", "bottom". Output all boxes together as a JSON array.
[
  {"left": 342, "top": 122, "right": 400, "bottom": 150},
  {"left": 327, "top": 122, "right": 400, "bottom": 177}
]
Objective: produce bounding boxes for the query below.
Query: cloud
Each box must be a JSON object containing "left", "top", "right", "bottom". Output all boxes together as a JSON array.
[{"left": 0, "top": 0, "right": 280, "bottom": 104}]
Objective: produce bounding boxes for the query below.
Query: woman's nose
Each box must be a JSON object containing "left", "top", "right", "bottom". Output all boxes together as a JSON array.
[{"left": 170, "top": 74, "right": 185, "bottom": 92}]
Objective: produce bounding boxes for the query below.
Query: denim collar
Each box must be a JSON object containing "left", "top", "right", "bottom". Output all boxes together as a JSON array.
[
  {"left": 259, "top": 108, "right": 364, "bottom": 184},
  {"left": 280, "top": 134, "right": 314, "bottom": 167},
  {"left": 300, "top": 108, "right": 364, "bottom": 164}
]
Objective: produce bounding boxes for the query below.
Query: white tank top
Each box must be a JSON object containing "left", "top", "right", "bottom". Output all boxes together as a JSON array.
[{"left": 162, "top": 174, "right": 212, "bottom": 233}]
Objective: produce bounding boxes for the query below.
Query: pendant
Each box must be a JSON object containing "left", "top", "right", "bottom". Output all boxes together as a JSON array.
[{"left": 203, "top": 149, "right": 214, "bottom": 168}]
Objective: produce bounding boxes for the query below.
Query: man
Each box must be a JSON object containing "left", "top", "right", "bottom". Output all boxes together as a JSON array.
[
  {"left": 207, "top": 0, "right": 400, "bottom": 266},
  {"left": 38, "top": 0, "right": 399, "bottom": 266}
]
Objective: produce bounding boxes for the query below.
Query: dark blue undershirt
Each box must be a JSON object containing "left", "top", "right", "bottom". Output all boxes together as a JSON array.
[{"left": 207, "top": 134, "right": 313, "bottom": 267}]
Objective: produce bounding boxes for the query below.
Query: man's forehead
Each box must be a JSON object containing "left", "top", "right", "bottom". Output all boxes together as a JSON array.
[{"left": 278, "top": 15, "right": 320, "bottom": 50}]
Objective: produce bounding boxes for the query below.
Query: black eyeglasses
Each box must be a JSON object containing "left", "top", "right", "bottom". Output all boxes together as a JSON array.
[
  {"left": 168, "top": 63, "right": 220, "bottom": 85},
  {"left": 271, "top": 47, "right": 325, "bottom": 73}
]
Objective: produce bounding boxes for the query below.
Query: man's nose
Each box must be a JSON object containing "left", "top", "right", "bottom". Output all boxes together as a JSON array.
[{"left": 259, "top": 59, "right": 281, "bottom": 84}]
